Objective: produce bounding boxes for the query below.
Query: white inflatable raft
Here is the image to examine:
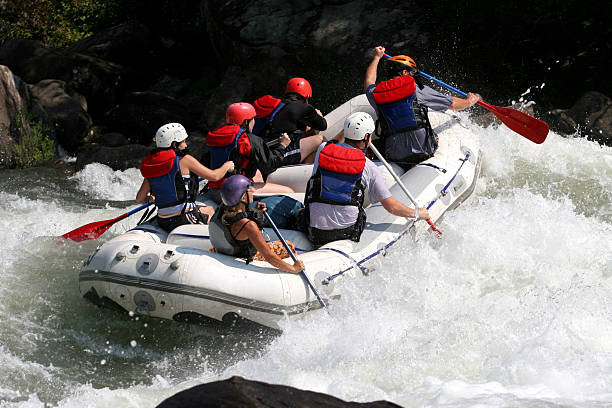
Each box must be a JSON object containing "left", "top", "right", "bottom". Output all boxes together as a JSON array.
[{"left": 79, "top": 94, "right": 481, "bottom": 329}]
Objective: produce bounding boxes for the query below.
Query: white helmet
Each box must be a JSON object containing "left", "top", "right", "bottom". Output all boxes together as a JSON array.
[
  {"left": 344, "top": 112, "right": 375, "bottom": 141},
  {"left": 155, "top": 123, "right": 188, "bottom": 148}
]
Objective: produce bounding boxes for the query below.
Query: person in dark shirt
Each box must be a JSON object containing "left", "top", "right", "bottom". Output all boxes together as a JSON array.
[{"left": 252, "top": 77, "right": 327, "bottom": 165}]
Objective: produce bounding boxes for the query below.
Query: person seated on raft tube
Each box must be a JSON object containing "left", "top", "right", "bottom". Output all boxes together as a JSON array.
[
  {"left": 304, "top": 111, "right": 430, "bottom": 248},
  {"left": 209, "top": 175, "right": 305, "bottom": 274},
  {"left": 136, "top": 123, "right": 234, "bottom": 233},
  {"left": 365, "top": 46, "right": 481, "bottom": 167},
  {"left": 251, "top": 77, "right": 326, "bottom": 164},
  {"left": 204, "top": 102, "right": 294, "bottom": 204}
]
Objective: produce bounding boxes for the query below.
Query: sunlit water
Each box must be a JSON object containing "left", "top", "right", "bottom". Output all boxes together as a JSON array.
[{"left": 0, "top": 112, "right": 610, "bottom": 407}]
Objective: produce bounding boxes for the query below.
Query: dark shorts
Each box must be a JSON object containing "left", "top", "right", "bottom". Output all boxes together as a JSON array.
[
  {"left": 282, "top": 147, "right": 301, "bottom": 166},
  {"left": 308, "top": 225, "right": 359, "bottom": 248},
  {"left": 157, "top": 210, "right": 209, "bottom": 233}
]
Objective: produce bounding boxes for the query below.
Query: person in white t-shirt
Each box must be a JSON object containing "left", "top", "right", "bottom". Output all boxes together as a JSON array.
[{"left": 304, "top": 112, "right": 429, "bottom": 248}]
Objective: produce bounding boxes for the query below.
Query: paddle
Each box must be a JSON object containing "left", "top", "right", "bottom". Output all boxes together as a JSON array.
[
  {"left": 262, "top": 211, "right": 329, "bottom": 312},
  {"left": 61, "top": 202, "right": 153, "bottom": 242},
  {"left": 384, "top": 54, "right": 549, "bottom": 144},
  {"left": 369, "top": 143, "right": 442, "bottom": 237}
]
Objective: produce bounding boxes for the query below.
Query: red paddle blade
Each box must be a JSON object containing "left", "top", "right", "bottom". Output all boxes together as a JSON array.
[
  {"left": 61, "top": 214, "right": 127, "bottom": 242},
  {"left": 426, "top": 219, "right": 442, "bottom": 238},
  {"left": 479, "top": 101, "right": 549, "bottom": 144}
]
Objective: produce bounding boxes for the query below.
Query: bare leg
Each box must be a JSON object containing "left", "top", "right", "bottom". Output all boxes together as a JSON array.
[
  {"left": 253, "top": 182, "right": 294, "bottom": 194},
  {"left": 252, "top": 169, "right": 294, "bottom": 193},
  {"left": 299, "top": 134, "right": 324, "bottom": 163}
]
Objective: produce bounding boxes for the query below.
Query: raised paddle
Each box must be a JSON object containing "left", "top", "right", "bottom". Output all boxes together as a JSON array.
[
  {"left": 384, "top": 54, "right": 549, "bottom": 144},
  {"left": 61, "top": 202, "right": 154, "bottom": 242},
  {"left": 369, "top": 143, "right": 442, "bottom": 237},
  {"left": 262, "top": 211, "right": 329, "bottom": 312}
]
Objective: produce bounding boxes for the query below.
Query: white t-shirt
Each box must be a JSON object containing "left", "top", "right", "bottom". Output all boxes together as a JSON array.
[{"left": 308, "top": 143, "right": 392, "bottom": 229}]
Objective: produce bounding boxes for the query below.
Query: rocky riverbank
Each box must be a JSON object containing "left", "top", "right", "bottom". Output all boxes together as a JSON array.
[{"left": 0, "top": 1, "right": 609, "bottom": 171}]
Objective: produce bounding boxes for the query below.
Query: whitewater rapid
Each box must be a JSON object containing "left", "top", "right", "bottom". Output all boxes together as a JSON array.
[{"left": 0, "top": 113, "right": 610, "bottom": 408}]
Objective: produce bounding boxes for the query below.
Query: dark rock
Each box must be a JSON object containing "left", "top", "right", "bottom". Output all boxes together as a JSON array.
[
  {"left": 202, "top": 65, "right": 257, "bottom": 130},
  {"left": 0, "top": 39, "right": 131, "bottom": 116},
  {"left": 0, "top": 65, "right": 33, "bottom": 167},
  {"left": 185, "top": 131, "right": 209, "bottom": 164},
  {"left": 75, "top": 133, "right": 207, "bottom": 172},
  {"left": 98, "top": 132, "right": 128, "bottom": 147},
  {"left": 67, "top": 20, "right": 160, "bottom": 71},
  {"left": 29, "top": 79, "right": 92, "bottom": 152},
  {"left": 202, "top": 0, "right": 428, "bottom": 116},
  {"left": 102, "top": 91, "right": 195, "bottom": 145},
  {"left": 76, "top": 143, "right": 153, "bottom": 171},
  {"left": 546, "top": 91, "right": 612, "bottom": 146},
  {"left": 155, "top": 376, "right": 402, "bottom": 408},
  {"left": 544, "top": 109, "right": 577, "bottom": 135},
  {"left": 567, "top": 91, "right": 611, "bottom": 145}
]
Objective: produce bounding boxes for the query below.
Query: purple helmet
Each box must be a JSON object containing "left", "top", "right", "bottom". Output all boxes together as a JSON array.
[{"left": 221, "top": 175, "right": 252, "bottom": 206}]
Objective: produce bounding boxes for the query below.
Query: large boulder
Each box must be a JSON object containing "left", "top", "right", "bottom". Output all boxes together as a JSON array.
[
  {"left": 76, "top": 132, "right": 207, "bottom": 171},
  {"left": 156, "top": 376, "right": 401, "bottom": 408},
  {"left": 67, "top": 20, "right": 160, "bottom": 71},
  {"left": 0, "top": 66, "right": 32, "bottom": 167},
  {"left": 76, "top": 143, "right": 153, "bottom": 171},
  {"left": 0, "top": 39, "right": 129, "bottom": 116},
  {"left": 102, "top": 91, "right": 196, "bottom": 145},
  {"left": 546, "top": 91, "right": 612, "bottom": 146},
  {"left": 201, "top": 0, "right": 429, "bottom": 125},
  {"left": 29, "top": 80, "right": 92, "bottom": 152}
]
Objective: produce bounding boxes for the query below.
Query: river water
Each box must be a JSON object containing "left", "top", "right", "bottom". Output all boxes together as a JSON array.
[{"left": 0, "top": 112, "right": 610, "bottom": 407}]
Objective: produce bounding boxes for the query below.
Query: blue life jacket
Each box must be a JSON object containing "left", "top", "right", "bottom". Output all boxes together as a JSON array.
[
  {"left": 373, "top": 75, "right": 428, "bottom": 136},
  {"left": 140, "top": 149, "right": 198, "bottom": 211},
  {"left": 305, "top": 142, "right": 367, "bottom": 242}
]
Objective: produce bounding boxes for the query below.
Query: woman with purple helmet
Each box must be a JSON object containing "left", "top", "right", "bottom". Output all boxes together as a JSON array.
[{"left": 209, "top": 175, "right": 305, "bottom": 273}]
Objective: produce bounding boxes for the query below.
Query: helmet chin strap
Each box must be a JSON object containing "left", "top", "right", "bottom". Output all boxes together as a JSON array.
[{"left": 240, "top": 191, "right": 251, "bottom": 208}]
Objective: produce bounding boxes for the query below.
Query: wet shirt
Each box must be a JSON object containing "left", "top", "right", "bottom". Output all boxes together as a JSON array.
[{"left": 308, "top": 143, "right": 391, "bottom": 229}]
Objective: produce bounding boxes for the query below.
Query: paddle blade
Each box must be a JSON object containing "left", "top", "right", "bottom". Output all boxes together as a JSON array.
[
  {"left": 426, "top": 219, "right": 442, "bottom": 238},
  {"left": 61, "top": 214, "right": 127, "bottom": 242},
  {"left": 479, "top": 101, "right": 549, "bottom": 144}
]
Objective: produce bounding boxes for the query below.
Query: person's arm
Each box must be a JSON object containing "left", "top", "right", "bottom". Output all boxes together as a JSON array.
[
  {"left": 182, "top": 155, "right": 234, "bottom": 181},
  {"left": 302, "top": 104, "right": 327, "bottom": 131},
  {"left": 136, "top": 179, "right": 152, "bottom": 203},
  {"left": 449, "top": 93, "right": 481, "bottom": 111},
  {"left": 364, "top": 46, "right": 385, "bottom": 91},
  {"left": 242, "top": 221, "right": 304, "bottom": 273},
  {"left": 380, "top": 196, "right": 429, "bottom": 220},
  {"left": 251, "top": 134, "right": 287, "bottom": 178}
]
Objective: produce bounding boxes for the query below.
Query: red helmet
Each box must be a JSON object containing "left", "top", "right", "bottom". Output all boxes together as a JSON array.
[
  {"left": 226, "top": 102, "right": 256, "bottom": 125},
  {"left": 285, "top": 77, "right": 312, "bottom": 98}
]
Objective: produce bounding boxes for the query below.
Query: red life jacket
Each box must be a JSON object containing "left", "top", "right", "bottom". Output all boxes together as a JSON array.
[
  {"left": 206, "top": 124, "right": 252, "bottom": 189},
  {"left": 307, "top": 142, "right": 366, "bottom": 207},
  {"left": 372, "top": 75, "right": 416, "bottom": 104},
  {"left": 252, "top": 95, "right": 286, "bottom": 136},
  {"left": 305, "top": 142, "right": 368, "bottom": 243}
]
